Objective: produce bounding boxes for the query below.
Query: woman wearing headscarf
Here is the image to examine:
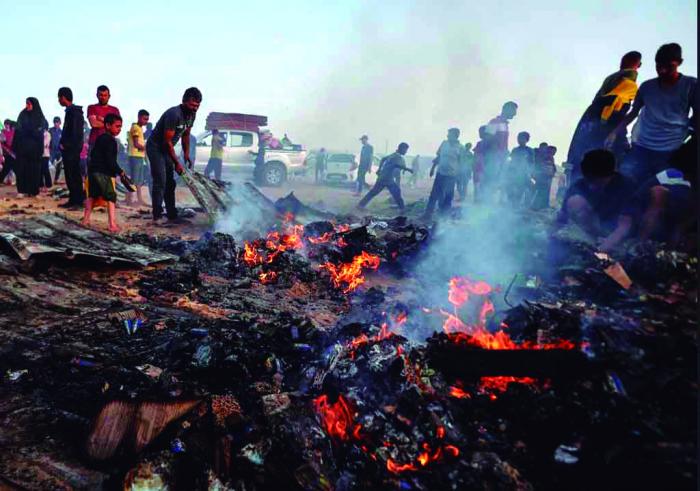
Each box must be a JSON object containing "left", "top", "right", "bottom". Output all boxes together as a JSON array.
[{"left": 13, "top": 97, "right": 48, "bottom": 197}]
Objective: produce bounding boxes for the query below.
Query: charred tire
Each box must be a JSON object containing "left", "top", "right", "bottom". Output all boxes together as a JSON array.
[{"left": 263, "top": 161, "right": 287, "bottom": 187}]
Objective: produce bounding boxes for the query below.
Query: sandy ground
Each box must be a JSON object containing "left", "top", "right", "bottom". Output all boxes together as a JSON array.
[{"left": 0, "top": 173, "right": 450, "bottom": 238}]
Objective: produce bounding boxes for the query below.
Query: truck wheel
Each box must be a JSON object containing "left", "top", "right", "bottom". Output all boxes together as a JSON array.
[{"left": 263, "top": 162, "right": 287, "bottom": 187}]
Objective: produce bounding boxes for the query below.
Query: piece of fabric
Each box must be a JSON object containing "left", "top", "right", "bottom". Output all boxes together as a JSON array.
[
  {"left": 634, "top": 74, "right": 697, "bottom": 151},
  {"left": 128, "top": 123, "right": 145, "bottom": 157},
  {"left": 87, "top": 104, "right": 120, "bottom": 146}
]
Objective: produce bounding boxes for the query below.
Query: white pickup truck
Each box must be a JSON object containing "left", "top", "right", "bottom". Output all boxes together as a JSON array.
[{"left": 194, "top": 129, "right": 308, "bottom": 186}]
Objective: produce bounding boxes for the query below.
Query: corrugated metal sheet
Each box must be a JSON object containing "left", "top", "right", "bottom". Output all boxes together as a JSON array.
[{"left": 0, "top": 214, "right": 176, "bottom": 267}]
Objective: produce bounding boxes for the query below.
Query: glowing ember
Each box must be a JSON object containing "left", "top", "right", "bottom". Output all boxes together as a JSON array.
[
  {"left": 448, "top": 386, "right": 472, "bottom": 399},
  {"left": 258, "top": 271, "right": 278, "bottom": 284},
  {"left": 313, "top": 394, "right": 356, "bottom": 441},
  {"left": 243, "top": 241, "right": 263, "bottom": 266},
  {"left": 479, "top": 376, "right": 537, "bottom": 393},
  {"left": 387, "top": 459, "right": 417, "bottom": 473},
  {"left": 320, "top": 251, "right": 381, "bottom": 293}
]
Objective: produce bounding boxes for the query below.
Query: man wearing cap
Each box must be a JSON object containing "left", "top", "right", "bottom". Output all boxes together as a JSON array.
[
  {"left": 357, "top": 142, "right": 413, "bottom": 211},
  {"left": 355, "top": 135, "right": 374, "bottom": 195}
]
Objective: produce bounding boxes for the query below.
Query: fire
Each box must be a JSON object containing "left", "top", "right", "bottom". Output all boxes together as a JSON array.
[
  {"left": 313, "top": 394, "right": 356, "bottom": 441},
  {"left": 479, "top": 376, "right": 537, "bottom": 393},
  {"left": 320, "top": 251, "right": 381, "bottom": 293},
  {"left": 243, "top": 241, "right": 263, "bottom": 266},
  {"left": 258, "top": 271, "right": 278, "bottom": 284},
  {"left": 448, "top": 386, "right": 471, "bottom": 399},
  {"left": 387, "top": 459, "right": 417, "bottom": 473},
  {"left": 443, "top": 276, "right": 576, "bottom": 394}
]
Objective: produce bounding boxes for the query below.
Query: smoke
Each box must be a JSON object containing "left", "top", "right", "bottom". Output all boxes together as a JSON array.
[
  {"left": 214, "top": 183, "right": 277, "bottom": 240},
  {"left": 413, "top": 203, "right": 545, "bottom": 310}
]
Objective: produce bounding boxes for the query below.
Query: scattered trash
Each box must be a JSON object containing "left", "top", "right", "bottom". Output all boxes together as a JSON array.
[
  {"left": 6, "top": 369, "right": 28, "bottom": 381},
  {"left": 554, "top": 444, "right": 580, "bottom": 464}
]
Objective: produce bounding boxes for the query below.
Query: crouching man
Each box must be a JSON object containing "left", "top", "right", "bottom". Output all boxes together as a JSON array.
[
  {"left": 634, "top": 136, "right": 695, "bottom": 248},
  {"left": 556, "top": 149, "right": 637, "bottom": 253},
  {"left": 146, "top": 87, "right": 201, "bottom": 222}
]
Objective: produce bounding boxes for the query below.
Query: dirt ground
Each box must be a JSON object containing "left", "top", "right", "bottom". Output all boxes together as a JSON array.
[{"left": 0, "top": 173, "right": 453, "bottom": 237}]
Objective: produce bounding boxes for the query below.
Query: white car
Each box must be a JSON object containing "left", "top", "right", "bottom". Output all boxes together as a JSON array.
[
  {"left": 324, "top": 153, "right": 358, "bottom": 182},
  {"left": 193, "top": 129, "right": 308, "bottom": 186}
]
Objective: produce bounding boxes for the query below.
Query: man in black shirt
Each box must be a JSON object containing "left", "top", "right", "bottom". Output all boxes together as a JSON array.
[
  {"left": 57, "top": 87, "right": 86, "bottom": 208},
  {"left": 557, "top": 149, "right": 636, "bottom": 252},
  {"left": 146, "top": 87, "right": 201, "bottom": 221},
  {"left": 357, "top": 142, "right": 413, "bottom": 211},
  {"left": 82, "top": 114, "right": 129, "bottom": 232}
]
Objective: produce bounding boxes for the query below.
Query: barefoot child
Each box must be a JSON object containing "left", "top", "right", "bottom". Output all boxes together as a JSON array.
[{"left": 82, "top": 113, "right": 131, "bottom": 232}]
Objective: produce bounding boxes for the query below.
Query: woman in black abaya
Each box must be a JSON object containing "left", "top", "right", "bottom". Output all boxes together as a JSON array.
[{"left": 13, "top": 97, "right": 47, "bottom": 197}]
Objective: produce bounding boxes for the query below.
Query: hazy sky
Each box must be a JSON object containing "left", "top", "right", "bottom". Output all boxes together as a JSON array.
[{"left": 1, "top": 0, "right": 696, "bottom": 157}]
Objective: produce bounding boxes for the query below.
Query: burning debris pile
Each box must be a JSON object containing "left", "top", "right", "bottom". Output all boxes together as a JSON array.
[{"left": 0, "top": 206, "right": 695, "bottom": 490}]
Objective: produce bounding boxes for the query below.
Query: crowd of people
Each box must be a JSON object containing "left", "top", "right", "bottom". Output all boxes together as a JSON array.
[
  {"left": 351, "top": 42, "right": 695, "bottom": 252},
  {"left": 0, "top": 43, "right": 695, "bottom": 252},
  {"left": 0, "top": 85, "right": 202, "bottom": 231}
]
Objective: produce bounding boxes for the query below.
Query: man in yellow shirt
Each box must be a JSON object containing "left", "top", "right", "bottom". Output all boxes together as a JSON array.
[
  {"left": 567, "top": 51, "right": 642, "bottom": 182},
  {"left": 204, "top": 129, "right": 226, "bottom": 180},
  {"left": 126, "top": 109, "right": 149, "bottom": 206}
]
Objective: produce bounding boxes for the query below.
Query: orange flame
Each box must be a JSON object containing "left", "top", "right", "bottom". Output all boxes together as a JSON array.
[
  {"left": 449, "top": 386, "right": 472, "bottom": 399},
  {"left": 243, "top": 241, "right": 264, "bottom": 266},
  {"left": 313, "top": 394, "right": 356, "bottom": 441},
  {"left": 258, "top": 271, "right": 278, "bottom": 284},
  {"left": 387, "top": 459, "right": 417, "bottom": 473},
  {"left": 320, "top": 251, "right": 381, "bottom": 293}
]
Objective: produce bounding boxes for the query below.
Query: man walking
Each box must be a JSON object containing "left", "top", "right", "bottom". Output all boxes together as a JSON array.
[
  {"left": 48, "top": 117, "right": 62, "bottom": 180},
  {"left": 357, "top": 142, "right": 413, "bottom": 211},
  {"left": 355, "top": 135, "right": 374, "bottom": 195},
  {"left": 606, "top": 43, "right": 697, "bottom": 183},
  {"left": 146, "top": 87, "right": 202, "bottom": 222},
  {"left": 57, "top": 87, "right": 85, "bottom": 208},
  {"left": 423, "top": 128, "right": 467, "bottom": 219}
]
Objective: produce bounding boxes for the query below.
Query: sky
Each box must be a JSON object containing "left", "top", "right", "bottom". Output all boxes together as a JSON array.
[{"left": 0, "top": 0, "right": 696, "bottom": 158}]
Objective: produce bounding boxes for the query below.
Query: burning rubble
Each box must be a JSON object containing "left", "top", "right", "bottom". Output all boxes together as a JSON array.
[{"left": 0, "top": 200, "right": 695, "bottom": 490}]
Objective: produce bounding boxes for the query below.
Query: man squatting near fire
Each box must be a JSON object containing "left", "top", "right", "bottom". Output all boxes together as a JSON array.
[{"left": 146, "top": 87, "right": 202, "bottom": 222}]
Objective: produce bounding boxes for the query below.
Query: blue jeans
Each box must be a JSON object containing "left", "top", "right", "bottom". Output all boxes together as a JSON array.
[{"left": 619, "top": 144, "right": 674, "bottom": 183}]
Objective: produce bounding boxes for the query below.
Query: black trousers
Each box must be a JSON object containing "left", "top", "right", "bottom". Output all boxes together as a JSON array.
[
  {"left": 425, "top": 174, "right": 457, "bottom": 216},
  {"left": 356, "top": 167, "right": 369, "bottom": 193},
  {"left": 41, "top": 157, "right": 52, "bottom": 188},
  {"left": 147, "top": 143, "right": 177, "bottom": 219},
  {"left": 62, "top": 152, "right": 85, "bottom": 204},
  {"left": 0, "top": 153, "right": 15, "bottom": 182},
  {"left": 358, "top": 178, "right": 405, "bottom": 209}
]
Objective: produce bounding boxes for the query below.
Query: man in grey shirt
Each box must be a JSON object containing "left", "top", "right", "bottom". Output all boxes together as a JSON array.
[
  {"left": 423, "top": 128, "right": 467, "bottom": 218},
  {"left": 357, "top": 142, "right": 413, "bottom": 211},
  {"left": 606, "top": 43, "right": 697, "bottom": 183},
  {"left": 355, "top": 135, "right": 374, "bottom": 194}
]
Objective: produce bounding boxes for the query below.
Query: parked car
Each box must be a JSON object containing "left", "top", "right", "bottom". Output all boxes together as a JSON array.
[
  {"left": 193, "top": 114, "right": 308, "bottom": 186},
  {"left": 324, "top": 153, "right": 358, "bottom": 182}
]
